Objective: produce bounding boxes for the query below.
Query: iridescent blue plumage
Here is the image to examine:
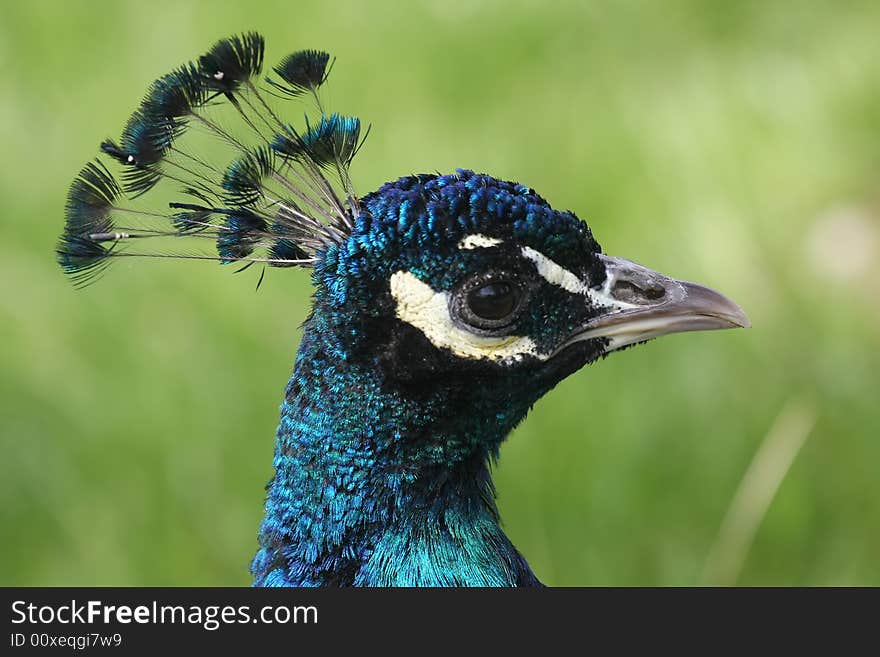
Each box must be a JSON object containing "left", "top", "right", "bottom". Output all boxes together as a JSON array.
[
  {"left": 58, "top": 33, "right": 749, "bottom": 586},
  {"left": 266, "top": 49, "right": 332, "bottom": 98},
  {"left": 252, "top": 171, "right": 601, "bottom": 586},
  {"left": 57, "top": 161, "right": 121, "bottom": 285},
  {"left": 253, "top": 322, "right": 541, "bottom": 586},
  {"left": 217, "top": 211, "right": 268, "bottom": 263},
  {"left": 222, "top": 147, "right": 278, "bottom": 206}
]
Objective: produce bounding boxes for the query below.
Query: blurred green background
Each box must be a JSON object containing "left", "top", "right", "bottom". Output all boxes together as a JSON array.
[{"left": 1, "top": 0, "right": 879, "bottom": 586}]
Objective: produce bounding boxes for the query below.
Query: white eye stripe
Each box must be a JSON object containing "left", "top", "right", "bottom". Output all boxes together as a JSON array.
[
  {"left": 520, "top": 246, "right": 638, "bottom": 311},
  {"left": 459, "top": 237, "right": 631, "bottom": 308},
  {"left": 458, "top": 234, "right": 503, "bottom": 250},
  {"left": 389, "top": 270, "right": 542, "bottom": 362},
  {"left": 520, "top": 246, "right": 587, "bottom": 295}
]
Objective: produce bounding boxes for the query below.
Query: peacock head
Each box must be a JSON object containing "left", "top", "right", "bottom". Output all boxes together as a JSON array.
[{"left": 311, "top": 169, "right": 749, "bottom": 408}]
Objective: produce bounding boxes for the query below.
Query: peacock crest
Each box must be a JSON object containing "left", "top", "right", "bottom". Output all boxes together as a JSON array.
[{"left": 57, "top": 32, "right": 367, "bottom": 288}]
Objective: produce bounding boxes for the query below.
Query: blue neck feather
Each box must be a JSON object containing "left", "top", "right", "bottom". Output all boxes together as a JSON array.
[{"left": 250, "top": 312, "right": 542, "bottom": 587}]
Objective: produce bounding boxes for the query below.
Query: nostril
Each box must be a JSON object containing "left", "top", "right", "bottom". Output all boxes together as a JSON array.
[
  {"left": 643, "top": 283, "right": 665, "bottom": 300},
  {"left": 612, "top": 279, "right": 666, "bottom": 304}
]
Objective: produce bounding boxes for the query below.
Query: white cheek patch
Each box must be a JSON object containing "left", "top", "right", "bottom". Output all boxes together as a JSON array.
[
  {"left": 520, "top": 246, "right": 639, "bottom": 311},
  {"left": 389, "top": 270, "right": 541, "bottom": 362},
  {"left": 458, "top": 234, "right": 503, "bottom": 250}
]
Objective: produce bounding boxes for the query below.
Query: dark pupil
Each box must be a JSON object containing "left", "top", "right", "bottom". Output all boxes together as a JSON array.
[{"left": 467, "top": 282, "right": 517, "bottom": 320}]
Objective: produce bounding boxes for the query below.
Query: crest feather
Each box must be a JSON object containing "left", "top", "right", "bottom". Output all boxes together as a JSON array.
[{"left": 57, "top": 32, "right": 368, "bottom": 287}]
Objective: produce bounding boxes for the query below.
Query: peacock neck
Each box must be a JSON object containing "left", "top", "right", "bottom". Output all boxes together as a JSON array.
[{"left": 250, "top": 316, "right": 541, "bottom": 587}]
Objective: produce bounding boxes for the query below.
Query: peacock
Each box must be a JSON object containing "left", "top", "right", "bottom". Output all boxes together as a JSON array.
[{"left": 57, "top": 32, "right": 749, "bottom": 586}]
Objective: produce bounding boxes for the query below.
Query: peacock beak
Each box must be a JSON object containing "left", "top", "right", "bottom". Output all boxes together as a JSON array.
[{"left": 561, "top": 254, "right": 750, "bottom": 353}]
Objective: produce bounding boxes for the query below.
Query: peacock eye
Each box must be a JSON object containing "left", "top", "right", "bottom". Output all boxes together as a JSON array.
[
  {"left": 452, "top": 273, "right": 528, "bottom": 334},
  {"left": 467, "top": 282, "right": 517, "bottom": 321}
]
